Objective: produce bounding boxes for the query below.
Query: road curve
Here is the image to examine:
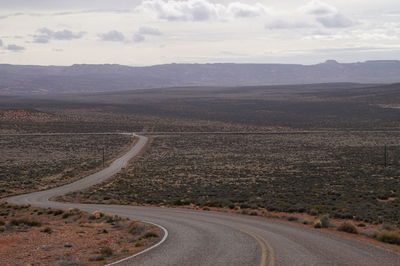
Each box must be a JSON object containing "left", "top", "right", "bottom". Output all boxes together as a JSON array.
[{"left": 3, "top": 133, "right": 400, "bottom": 266}]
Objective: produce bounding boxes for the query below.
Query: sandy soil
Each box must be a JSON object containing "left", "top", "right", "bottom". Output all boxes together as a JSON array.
[{"left": 0, "top": 203, "right": 161, "bottom": 266}]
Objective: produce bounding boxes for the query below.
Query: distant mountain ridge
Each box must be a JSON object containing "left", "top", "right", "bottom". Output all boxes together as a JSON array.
[{"left": 1, "top": 60, "right": 400, "bottom": 95}]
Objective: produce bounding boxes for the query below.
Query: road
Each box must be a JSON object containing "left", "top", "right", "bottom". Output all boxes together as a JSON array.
[{"left": 3, "top": 133, "right": 400, "bottom": 266}]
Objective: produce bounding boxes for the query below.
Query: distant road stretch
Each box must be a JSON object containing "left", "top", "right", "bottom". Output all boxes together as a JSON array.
[{"left": 3, "top": 133, "right": 400, "bottom": 266}]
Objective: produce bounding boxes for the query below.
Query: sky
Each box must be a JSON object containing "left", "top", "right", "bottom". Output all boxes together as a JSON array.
[{"left": 0, "top": 0, "right": 399, "bottom": 66}]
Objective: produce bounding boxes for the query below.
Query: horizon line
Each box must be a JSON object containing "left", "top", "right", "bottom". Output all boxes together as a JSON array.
[{"left": 1, "top": 59, "right": 400, "bottom": 68}]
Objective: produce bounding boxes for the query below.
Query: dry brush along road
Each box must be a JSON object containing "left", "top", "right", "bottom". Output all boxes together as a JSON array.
[{"left": 3, "top": 133, "right": 400, "bottom": 266}]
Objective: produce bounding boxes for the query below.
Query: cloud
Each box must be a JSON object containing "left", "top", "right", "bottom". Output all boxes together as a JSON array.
[
  {"left": 133, "top": 26, "right": 163, "bottom": 42},
  {"left": 97, "top": 27, "right": 163, "bottom": 43},
  {"left": 265, "top": 1, "right": 354, "bottom": 30},
  {"left": 33, "top": 36, "right": 50, "bottom": 44},
  {"left": 300, "top": 1, "right": 354, "bottom": 28},
  {"left": 266, "top": 20, "right": 311, "bottom": 30},
  {"left": 0, "top": 10, "right": 131, "bottom": 20},
  {"left": 226, "top": 2, "right": 268, "bottom": 18},
  {"left": 136, "top": 0, "right": 268, "bottom": 21},
  {"left": 6, "top": 44, "right": 25, "bottom": 52},
  {"left": 138, "top": 26, "right": 163, "bottom": 36},
  {"left": 137, "top": 0, "right": 219, "bottom": 21},
  {"left": 99, "top": 30, "right": 126, "bottom": 42},
  {"left": 40, "top": 28, "right": 86, "bottom": 40},
  {"left": 133, "top": 33, "right": 146, "bottom": 43},
  {"left": 300, "top": 0, "right": 337, "bottom": 16},
  {"left": 33, "top": 28, "right": 86, "bottom": 43},
  {"left": 316, "top": 14, "right": 354, "bottom": 28}
]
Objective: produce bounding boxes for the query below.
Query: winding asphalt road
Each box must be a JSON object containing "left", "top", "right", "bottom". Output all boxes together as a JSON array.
[{"left": 3, "top": 133, "right": 400, "bottom": 266}]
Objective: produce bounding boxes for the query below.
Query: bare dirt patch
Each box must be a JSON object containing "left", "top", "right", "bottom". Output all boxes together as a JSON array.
[{"left": 0, "top": 203, "right": 161, "bottom": 266}]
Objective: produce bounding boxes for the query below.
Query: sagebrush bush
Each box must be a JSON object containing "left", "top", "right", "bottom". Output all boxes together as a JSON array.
[
  {"left": 41, "top": 227, "right": 53, "bottom": 234},
  {"left": 99, "top": 246, "right": 113, "bottom": 257},
  {"left": 381, "top": 223, "right": 395, "bottom": 231},
  {"left": 128, "top": 222, "right": 142, "bottom": 235},
  {"left": 142, "top": 231, "right": 159, "bottom": 239},
  {"left": 314, "top": 220, "right": 322, "bottom": 228},
  {"left": 338, "top": 222, "right": 358, "bottom": 234},
  {"left": 375, "top": 231, "right": 400, "bottom": 245},
  {"left": 53, "top": 209, "right": 64, "bottom": 216},
  {"left": 10, "top": 219, "right": 41, "bottom": 227},
  {"left": 319, "top": 215, "right": 330, "bottom": 228}
]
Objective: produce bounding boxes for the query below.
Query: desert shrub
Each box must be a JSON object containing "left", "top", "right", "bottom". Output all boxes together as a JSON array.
[
  {"left": 314, "top": 220, "right": 322, "bottom": 228},
  {"left": 68, "top": 208, "right": 81, "bottom": 215},
  {"left": 135, "top": 242, "right": 144, "bottom": 247},
  {"left": 128, "top": 222, "right": 144, "bottom": 235},
  {"left": 53, "top": 209, "right": 64, "bottom": 216},
  {"left": 374, "top": 231, "right": 400, "bottom": 245},
  {"left": 41, "top": 227, "right": 53, "bottom": 234},
  {"left": 10, "top": 219, "right": 41, "bottom": 227},
  {"left": 0, "top": 226, "right": 4, "bottom": 232},
  {"left": 62, "top": 213, "right": 72, "bottom": 219},
  {"left": 0, "top": 220, "right": 5, "bottom": 226},
  {"left": 287, "top": 216, "right": 298, "bottom": 222},
  {"left": 240, "top": 203, "right": 250, "bottom": 209},
  {"left": 142, "top": 231, "right": 159, "bottom": 239},
  {"left": 381, "top": 223, "right": 395, "bottom": 231},
  {"left": 89, "top": 256, "right": 105, "bottom": 261},
  {"left": 319, "top": 215, "right": 330, "bottom": 228},
  {"left": 337, "top": 222, "right": 358, "bottom": 234},
  {"left": 203, "top": 200, "right": 231, "bottom": 208},
  {"left": 106, "top": 215, "right": 122, "bottom": 223},
  {"left": 99, "top": 246, "right": 113, "bottom": 257},
  {"left": 172, "top": 199, "right": 189, "bottom": 206},
  {"left": 92, "top": 211, "right": 105, "bottom": 219}
]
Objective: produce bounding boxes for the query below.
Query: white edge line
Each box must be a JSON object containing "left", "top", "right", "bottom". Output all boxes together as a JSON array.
[{"left": 105, "top": 221, "right": 169, "bottom": 266}]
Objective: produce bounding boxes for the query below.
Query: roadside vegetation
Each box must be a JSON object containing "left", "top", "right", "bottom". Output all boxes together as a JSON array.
[
  {"left": 65, "top": 133, "right": 400, "bottom": 225},
  {"left": 0, "top": 202, "right": 161, "bottom": 265},
  {"left": 0, "top": 134, "right": 133, "bottom": 198}
]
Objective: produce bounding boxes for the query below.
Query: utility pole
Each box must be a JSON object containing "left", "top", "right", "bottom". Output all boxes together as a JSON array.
[
  {"left": 103, "top": 147, "right": 105, "bottom": 167},
  {"left": 384, "top": 145, "right": 388, "bottom": 168}
]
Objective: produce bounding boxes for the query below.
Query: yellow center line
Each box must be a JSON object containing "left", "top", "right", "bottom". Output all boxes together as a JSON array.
[
  {"left": 229, "top": 225, "right": 275, "bottom": 266},
  {"left": 174, "top": 213, "right": 275, "bottom": 266}
]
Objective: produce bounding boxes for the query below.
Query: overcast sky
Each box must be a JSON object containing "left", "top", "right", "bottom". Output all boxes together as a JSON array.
[{"left": 0, "top": 0, "right": 399, "bottom": 66}]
